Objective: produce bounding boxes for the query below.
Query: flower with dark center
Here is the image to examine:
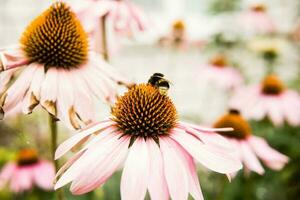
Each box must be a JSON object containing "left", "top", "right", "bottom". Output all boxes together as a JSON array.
[
  {"left": 230, "top": 74, "right": 300, "bottom": 126},
  {"left": 240, "top": 3, "right": 275, "bottom": 34},
  {"left": 54, "top": 74, "right": 242, "bottom": 200},
  {"left": 197, "top": 55, "right": 243, "bottom": 90},
  {"left": 0, "top": 148, "right": 55, "bottom": 193},
  {"left": 214, "top": 109, "right": 250, "bottom": 139},
  {"left": 0, "top": 1, "right": 132, "bottom": 129},
  {"left": 212, "top": 110, "right": 289, "bottom": 175},
  {"left": 261, "top": 74, "right": 284, "bottom": 95}
]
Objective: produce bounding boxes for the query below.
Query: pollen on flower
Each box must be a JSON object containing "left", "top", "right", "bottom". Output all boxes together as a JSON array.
[
  {"left": 210, "top": 54, "right": 227, "bottom": 67},
  {"left": 213, "top": 109, "right": 251, "bottom": 139},
  {"left": 17, "top": 148, "right": 39, "bottom": 166},
  {"left": 111, "top": 84, "right": 177, "bottom": 144},
  {"left": 20, "top": 2, "right": 88, "bottom": 70},
  {"left": 261, "top": 74, "right": 285, "bottom": 95}
]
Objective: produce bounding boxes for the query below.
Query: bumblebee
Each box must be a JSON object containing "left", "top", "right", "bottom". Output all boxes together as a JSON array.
[{"left": 148, "top": 73, "right": 170, "bottom": 95}]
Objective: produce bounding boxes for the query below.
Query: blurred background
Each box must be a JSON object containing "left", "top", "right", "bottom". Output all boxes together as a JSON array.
[{"left": 0, "top": 0, "right": 300, "bottom": 199}]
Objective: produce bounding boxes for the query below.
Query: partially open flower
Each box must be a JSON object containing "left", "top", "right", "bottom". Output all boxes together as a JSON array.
[
  {"left": 197, "top": 54, "right": 243, "bottom": 90},
  {"left": 230, "top": 75, "right": 300, "bottom": 126},
  {"left": 0, "top": 148, "right": 55, "bottom": 193},
  {"left": 239, "top": 3, "right": 275, "bottom": 35},
  {"left": 54, "top": 74, "right": 242, "bottom": 200},
  {"left": 0, "top": 2, "right": 132, "bottom": 129},
  {"left": 213, "top": 109, "right": 289, "bottom": 175}
]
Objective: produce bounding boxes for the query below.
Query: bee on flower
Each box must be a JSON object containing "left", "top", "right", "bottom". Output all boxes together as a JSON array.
[{"left": 54, "top": 73, "right": 242, "bottom": 200}]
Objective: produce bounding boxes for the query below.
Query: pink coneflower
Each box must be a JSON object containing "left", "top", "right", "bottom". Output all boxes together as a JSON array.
[
  {"left": 70, "top": 0, "right": 148, "bottom": 36},
  {"left": 213, "top": 109, "right": 289, "bottom": 175},
  {"left": 230, "top": 74, "right": 300, "bottom": 126},
  {"left": 54, "top": 74, "right": 242, "bottom": 200},
  {"left": 0, "top": 148, "right": 55, "bottom": 193},
  {"left": 240, "top": 4, "right": 275, "bottom": 35},
  {"left": 198, "top": 55, "right": 243, "bottom": 90},
  {"left": 0, "top": 2, "right": 131, "bottom": 129}
]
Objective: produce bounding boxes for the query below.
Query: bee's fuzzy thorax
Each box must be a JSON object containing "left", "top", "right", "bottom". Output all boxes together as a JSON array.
[{"left": 20, "top": 2, "right": 88, "bottom": 70}]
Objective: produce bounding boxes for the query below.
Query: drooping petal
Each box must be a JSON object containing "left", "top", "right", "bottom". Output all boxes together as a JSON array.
[
  {"left": 121, "top": 138, "right": 149, "bottom": 200},
  {"left": 71, "top": 134, "right": 129, "bottom": 195},
  {"left": 3, "top": 64, "right": 37, "bottom": 113},
  {"left": 265, "top": 96, "right": 284, "bottom": 126},
  {"left": 0, "top": 163, "right": 16, "bottom": 188},
  {"left": 170, "top": 129, "right": 242, "bottom": 174},
  {"left": 160, "top": 137, "right": 189, "bottom": 200},
  {"left": 248, "top": 136, "right": 289, "bottom": 170},
  {"left": 33, "top": 161, "right": 55, "bottom": 190},
  {"left": 40, "top": 67, "right": 59, "bottom": 115},
  {"left": 169, "top": 138, "right": 204, "bottom": 200},
  {"left": 147, "top": 139, "right": 169, "bottom": 200},
  {"left": 55, "top": 131, "right": 120, "bottom": 189},
  {"left": 55, "top": 120, "right": 116, "bottom": 159},
  {"left": 239, "top": 140, "right": 265, "bottom": 175},
  {"left": 282, "top": 91, "right": 300, "bottom": 126},
  {"left": 10, "top": 167, "right": 33, "bottom": 193}
]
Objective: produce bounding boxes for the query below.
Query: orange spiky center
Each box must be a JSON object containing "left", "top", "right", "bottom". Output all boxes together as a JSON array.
[
  {"left": 20, "top": 2, "right": 88, "bottom": 70},
  {"left": 210, "top": 54, "right": 227, "bottom": 68},
  {"left": 111, "top": 84, "right": 177, "bottom": 145},
  {"left": 261, "top": 75, "right": 285, "bottom": 95},
  {"left": 213, "top": 110, "right": 251, "bottom": 139},
  {"left": 173, "top": 20, "right": 185, "bottom": 31},
  {"left": 17, "top": 148, "right": 39, "bottom": 166},
  {"left": 251, "top": 4, "right": 266, "bottom": 12}
]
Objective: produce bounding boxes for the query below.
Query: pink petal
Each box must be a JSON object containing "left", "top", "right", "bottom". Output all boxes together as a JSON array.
[
  {"left": 170, "top": 138, "right": 204, "bottom": 200},
  {"left": 10, "top": 166, "right": 33, "bottom": 193},
  {"left": 3, "top": 64, "right": 37, "bottom": 113},
  {"left": 40, "top": 67, "right": 58, "bottom": 104},
  {"left": 147, "top": 139, "right": 169, "bottom": 200},
  {"left": 0, "top": 162, "right": 16, "bottom": 188},
  {"left": 121, "top": 138, "right": 149, "bottom": 200},
  {"left": 55, "top": 120, "right": 116, "bottom": 159},
  {"left": 0, "top": 69, "right": 16, "bottom": 94},
  {"left": 170, "top": 129, "right": 242, "bottom": 174},
  {"left": 179, "top": 121, "right": 233, "bottom": 133},
  {"left": 33, "top": 161, "right": 55, "bottom": 190},
  {"left": 160, "top": 137, "right": 189, "bottom": 200},
  {"left": 239, "top": 140, "right": 265, "bottom": 175},
  {"left": 248, "top": 136, "right": 289, "bottom": 170},
  {"left": 265, "top": 96, "right": 284, "bottom": 126},
  {"left": 55, "top": 131, "right": 120, "bottom": 189},
  {"left": 71, "top": 135, "right": 129, "bottom": 195},
  {"left": 282, "top": 91, "right": 300, "bottom": 126}
]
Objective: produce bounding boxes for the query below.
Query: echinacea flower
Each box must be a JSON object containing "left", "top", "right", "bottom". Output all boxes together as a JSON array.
[
  {"left": 197, "top": 54, "right": 243, "bottom": 90},
  {"left": 70, "top": 0, "right": 148, "bottom": 36},
  {"left": 159, "top": 20, "right": 189, "bottom": 49},
  {"left": 240, "top": 4, "right": 275, "bottom": 35},
  {"left": 0, "top": 148, "right": 55, "bottom": 193},
  {"left": 230, "top": 74, "right": 300, "bottom": 126},
  {"left": 213, "top": 109, "right": 289, "bottom": 175},
  {"left": 0, "top": 2, "right": 131, "bottom": 129},
  {"left": 54, "top": 74, "right": 242, "bottom": 200}
]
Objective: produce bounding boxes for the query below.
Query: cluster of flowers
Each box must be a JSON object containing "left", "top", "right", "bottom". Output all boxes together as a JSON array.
[{"left": 0, "top": 1, "right": 296, "bottom": 200}]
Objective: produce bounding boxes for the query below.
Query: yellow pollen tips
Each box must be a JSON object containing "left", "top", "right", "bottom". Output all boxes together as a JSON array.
[
  {"left": 111, "top": 84, "right": 177, "bottom": 140},
  {"left": 20, "top": 2, "right": 88, "bottom": 70},
  {"left": 261, "top": 74, "right": 285, "bottom": 95},
  {"left": 213, "top": 110, "right": 251, "bottom": 139},
  {"left": 17, "top": 148, "right": 39, "bottom": 166},
  {"left": 210, "top": 54, "right": 227, "bottom": 67}
]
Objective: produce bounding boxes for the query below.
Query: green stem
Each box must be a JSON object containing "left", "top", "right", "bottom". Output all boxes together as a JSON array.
[
  {"left": 49, "top": 114, "right": 64, "bottom": 200},
  {"left": 101, "top": 14, "right": 109, "bottom": 61}
]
